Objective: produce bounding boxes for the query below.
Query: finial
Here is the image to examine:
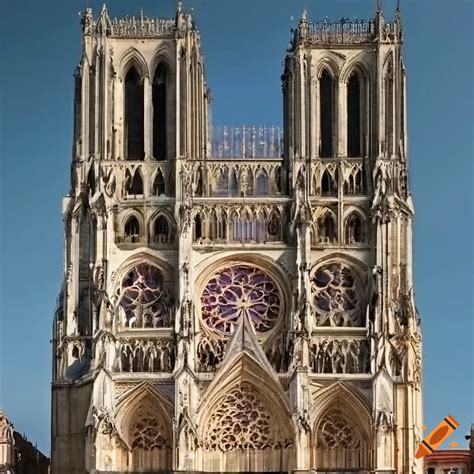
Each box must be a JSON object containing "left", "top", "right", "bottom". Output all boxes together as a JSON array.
[
  {"left": 301, "top": 8, "right": 308, "bottom": 21},
  {"left": 396, "top": 0, "right": 401, "bottom": 11},
  {"left": 377, "top": 0, "right": 383, "bottom": 12}
]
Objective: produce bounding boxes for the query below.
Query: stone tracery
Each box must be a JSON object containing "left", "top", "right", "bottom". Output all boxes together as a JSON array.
[
  {"left": 118, "top": 263, "right": 173, "bottom": 328},
  {"left": 201, "top": 265, "right": 281, "bottom": 336},
  {"left": 310, "top": 262, "right": 363, "bottom": 326},
  {"left": 202, "top": 383, "right": 292, "bottom": 452},
  {"left": 318, "top": 410, "right": 360, "bottom": 450}
]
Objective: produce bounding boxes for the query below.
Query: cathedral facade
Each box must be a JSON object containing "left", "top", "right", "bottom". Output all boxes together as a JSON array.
[{"left": 51, "top": 3, "right": 423, "bottom": 473}]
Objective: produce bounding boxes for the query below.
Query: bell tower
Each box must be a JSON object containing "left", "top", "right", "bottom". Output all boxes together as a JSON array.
[
  {"left": 282, "top": 2, "right": 422, "bottom": 473},
  {"left": 52, "top": 3, "right": 210, "bottom": 473}
]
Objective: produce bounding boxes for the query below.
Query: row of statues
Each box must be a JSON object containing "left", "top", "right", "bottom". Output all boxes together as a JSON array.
[
  {"left": 310, "top": 339, "right": 370, "bottom": 374},
  {"left": 119, "top": 340, "right": 175, "bottom": 373}
]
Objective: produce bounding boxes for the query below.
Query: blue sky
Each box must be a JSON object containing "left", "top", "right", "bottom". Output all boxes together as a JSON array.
[{"left": 0, "top": 0, "right": 472, "bottom": 455}]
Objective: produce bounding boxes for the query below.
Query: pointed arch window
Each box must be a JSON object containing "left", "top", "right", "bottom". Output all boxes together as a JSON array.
[
  {"left": 256, "top": 171, "right": 269, "bottom": 196},
  {"left": 229, "top": 170, "right": 238, "bottom": 197},
  {"left": 347, "top": 72, "right": 361, "bottom": 157},
  {"left": 124, "top": 216, "right": 140, "bottom": 243},
  {"left": 153, "top": 215, "right": 170, "bottom": 243},
  {"left": 194, "top": 214, "right": 202, "bottom": 241},
  {"left": 344, "top": 166, "right": 364, "bottom": 195},
  {"left": 126, "top": 169, "right": 144, "bottom": 195},
  {"left": 321, "top": 169, "right": 338, "bottom": 196},
  {"left": 215, "top": 167, "right": 229, "bottom": 197},
  {"left": 87, "top": 166, "right": 96, "bottom": 195},
  {"left": 152, "top": 170, "right": 165, "bottom": 196},
  {"left": 152, "top": 64, "right": 168, "bottom": 161},
  {"left": 320, "top": 70, "right": 334, "bottom": 158},
  {"left": 195, "top": 168, "right": 203, "bottom": 196},
  {"left": 384, "top": 59, "right": 394, "bottom": 156},
  {"left": 124, "top": 67, "right": 144, "bottom": 160}
]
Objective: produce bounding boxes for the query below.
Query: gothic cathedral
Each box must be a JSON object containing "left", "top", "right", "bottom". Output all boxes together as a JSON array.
[{"left": 51, "top": 3, "right": 423, "bottom": 473}]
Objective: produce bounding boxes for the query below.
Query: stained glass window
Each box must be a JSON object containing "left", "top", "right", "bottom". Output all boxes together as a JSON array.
[{"left": 201, "top": 265, "right": 281, "bottom": 336}]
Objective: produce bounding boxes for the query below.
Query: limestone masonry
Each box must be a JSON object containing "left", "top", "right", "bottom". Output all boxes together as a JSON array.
[{"left": 51, "top": 2, "right": 423, "bottom": 472}]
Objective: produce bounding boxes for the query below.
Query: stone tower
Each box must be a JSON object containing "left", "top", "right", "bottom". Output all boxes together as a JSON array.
[{"left": 51, "top": 2, "right": 423, "bottom": 473}]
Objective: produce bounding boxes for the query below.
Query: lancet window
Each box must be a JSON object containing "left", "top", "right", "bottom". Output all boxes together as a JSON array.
[
  {"left": 124, "top": 67, "right": 144, "bottom": 160},
  {"left": 124, "top": 216, "right": 140, "bottom": 243},
  {"left": 125, "top": 169, "right": 144, "bottom": 196},
  {"left": 153, "top": 215, "right": 171, "bottom": 244},
  {"left": 344, "top": 165, "right": 364, "bottom": 195},
  {"left": 152, "top": 170, "right": 165, "bottom": 196},
  {"left": 152, "top": 64, "right": 168, "bottom": 160},
  {"left": 320, "top": 69, "right": 334, "bottom": 158},
  {"left": 256, "top": 170, "right": 269, "bottom": 196},
  {"left": 347, "top": 72, "right": 362, "bottom": 157},
  {"left": 384, "top": 57, "right": 394, "bottom": 156},
  {"left": 321, "top": 168, "right": 338, "bottom": 196}
]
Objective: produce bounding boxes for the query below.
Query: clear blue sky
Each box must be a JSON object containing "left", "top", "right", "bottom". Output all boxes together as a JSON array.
[{"left": 0, "top": 0, "right": 472, "bottom": 455}]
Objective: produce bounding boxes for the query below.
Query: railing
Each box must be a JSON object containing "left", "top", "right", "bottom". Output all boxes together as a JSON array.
[
  {"left": 211, "top": 126, "right": 283, "bottom": 159},
  {"left": 110, "top": 16, "right": 175, "bottom": 37},
  {"left": 307, "top": 18, "right": 375, "bottom": 44}
]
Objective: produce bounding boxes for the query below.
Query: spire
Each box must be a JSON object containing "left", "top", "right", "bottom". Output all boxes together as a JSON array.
[
  {"left": 96, "top": 4, "right": 111, "bottom": 36},
  {"left": 298, "top": 8, "right": 309, "bottom": 40},
  {"left": 175, "top": 0, "right": 186, "bottom": 31},
  {"left": 377, "top": 0, "right": 383, "bottom": 13}
]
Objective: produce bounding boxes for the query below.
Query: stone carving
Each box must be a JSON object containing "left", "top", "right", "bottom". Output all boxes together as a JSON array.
[
  {"left": 310, "top": 339, "right": 370, "bottom": 374},
  {"left": 81, "top": 8, "right": 94, "bottom": 35},
  {"left": 310, "top": 262, "right": 363, "bottom": 327},
  {"left": 293, "top": 409, "right": 311, "bottom": 434},
  {"left": 318, "top": 410, "right": 360, "bottom": 449},
  {"left": 119, "top": 339, "right": 175, "bottom": 373},
  {"left": 375, "top": 409, "right": 393, "bottom": 430},
  {"left": 91, "top": 407, "right": 118, "bottom": 437},
  {"left": 203, "top": 383, "right": 292, "bottom": 451}
]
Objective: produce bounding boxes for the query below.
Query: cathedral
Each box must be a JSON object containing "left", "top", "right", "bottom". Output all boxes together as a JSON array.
[{"left": 51, "top": 2, "right": 423, "bottom": 473}]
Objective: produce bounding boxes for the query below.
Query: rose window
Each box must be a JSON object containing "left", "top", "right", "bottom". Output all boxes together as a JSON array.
[
  {"left": 119, "top": 263, "right": 172, "bottom": 328},
  {"left": 310, "top": 262, "right": 362, "bottom": 327},
  {"left": 318, "top": 410, "right": 360, "bottom": 450},
  {"left": 200, "top": 265, "right": 281, "bottom": 336}
]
